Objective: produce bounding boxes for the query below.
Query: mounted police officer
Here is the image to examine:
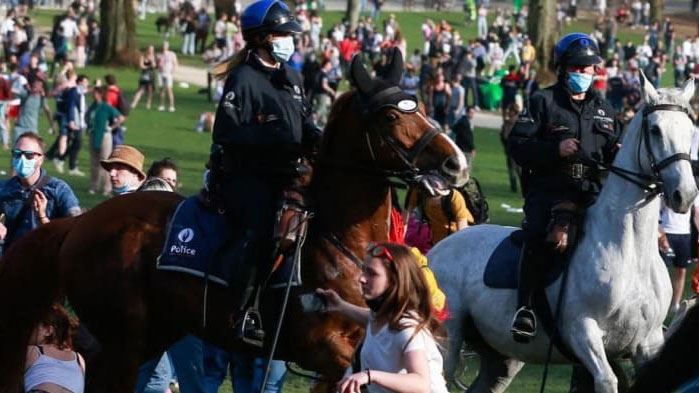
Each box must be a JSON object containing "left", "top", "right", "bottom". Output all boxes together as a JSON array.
[
  {"left": 507, "top": 33, "right": 622, "bottom": 342},
  {"left": 208, "top": 0, "right": 321, "bottom": 346}
]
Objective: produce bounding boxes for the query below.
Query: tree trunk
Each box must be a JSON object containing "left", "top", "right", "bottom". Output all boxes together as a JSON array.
[
  {"left": 346, "top": 0, "right": 360, "bottom": 31},
  {"left": 527, "top": 0, "right": 557, "bottom": 84},
  {"left": 95, "top": 0, "right": 138, "bottom": 66},
  {"left": 650, "top": 0, "right": 662, "bottom": 25},
  {"left": 214, "top": 0, "right": 236, "bottom": 19}
]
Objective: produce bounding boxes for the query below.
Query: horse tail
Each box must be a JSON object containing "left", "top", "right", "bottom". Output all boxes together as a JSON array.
[{"left": 0, "top": 217, "right": 75, "bottom": 393}]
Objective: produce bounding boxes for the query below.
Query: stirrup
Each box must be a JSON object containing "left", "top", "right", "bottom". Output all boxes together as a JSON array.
[
  {"left": 235, "top": 308, "right": 265, "bottom": 347},
  {"left": 510, "top": 306, "right": 537, "bottom": 343}
]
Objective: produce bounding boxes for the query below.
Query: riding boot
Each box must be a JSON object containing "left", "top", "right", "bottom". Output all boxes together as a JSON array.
[
  {"left": 231, "top": 236, "right": 266, "bottom": 347},
  {"left": 511, "top": 242, "right": 541, "bottom": 342},
  {"left": 232, "top": 262, "right": 265, "bottom": 347}
]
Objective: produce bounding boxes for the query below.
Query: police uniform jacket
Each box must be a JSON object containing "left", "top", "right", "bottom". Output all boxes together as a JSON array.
[
  {"left": 213, "top": 51, "right": 321, "bottom": 165},
  {"left": 508, "top": 81, "right": 621, "bottom": 201},
  {"left": 210, "top": 52, "right": 322, "bottom": 235}
]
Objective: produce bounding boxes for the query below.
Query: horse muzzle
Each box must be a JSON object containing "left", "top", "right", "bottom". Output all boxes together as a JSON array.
[{"left": 441, "top": 153, "right": 470, "bottom": 187}]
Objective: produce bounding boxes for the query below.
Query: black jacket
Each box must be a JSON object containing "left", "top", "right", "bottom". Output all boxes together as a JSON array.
[
  {"left": 213, "top": 52, "right": 321, "bottom": 154},
  {"left": 452, "top": 115, "right": 475, "bottom": 154},
  {"left": 508, "top": 81, "right": 621, "bottom": 198}
]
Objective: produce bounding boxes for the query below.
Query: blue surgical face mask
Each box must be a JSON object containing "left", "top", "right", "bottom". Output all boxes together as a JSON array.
[
  {"left": 112, "top": 180, "right": 133, "bottom": 195},
  {"left": 12, "top": 156, "right": 38, "bottom": 179},
  {"left": 567, "top": 71, "right": 594, "bottom": 93},
  {"left": 271, "top": 36, "right": 295, "bottom": 63}
]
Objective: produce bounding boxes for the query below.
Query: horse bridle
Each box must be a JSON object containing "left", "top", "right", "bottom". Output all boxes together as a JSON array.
[
  {"left": 594, "top": 103, "right": 692, "bottom": 196},
  {"left": 364, "top": 122, "right": 440, "bottom": 181}
]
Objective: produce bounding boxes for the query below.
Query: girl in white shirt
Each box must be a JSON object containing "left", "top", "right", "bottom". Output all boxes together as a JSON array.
[{"left": 317, "top": 242, "right": 448, "bottom": 393}]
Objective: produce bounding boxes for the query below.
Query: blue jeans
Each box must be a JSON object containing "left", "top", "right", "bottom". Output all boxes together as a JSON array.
[
  {"left": 136, "top": 353, "right": 172, "bottom": 393},
  {"left": 202, "top": 346, "right": 287, "bottom": 393},
  {"left": 136, "top": 335, "right": 207, "bottom": 393},
  {"left": 232, "top": 353, "right": 287, "bottom": 393}
]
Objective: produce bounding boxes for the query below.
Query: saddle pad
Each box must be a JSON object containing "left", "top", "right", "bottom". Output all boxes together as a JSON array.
[
  {"left": 157, "top": 196, "right": 234, "bottom": 286},
  {"left": 483, "top": 230, "right": 562, "bottom": 289}
]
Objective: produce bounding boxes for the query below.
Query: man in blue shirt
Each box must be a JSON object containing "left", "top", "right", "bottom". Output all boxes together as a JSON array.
[{"left": 0, "top": 132, "right": 82, "bottom": 254}]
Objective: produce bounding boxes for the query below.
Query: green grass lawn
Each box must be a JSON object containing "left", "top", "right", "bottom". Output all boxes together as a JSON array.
[{"left": 12, "top": 7, "right": 690, "bottom": 393}]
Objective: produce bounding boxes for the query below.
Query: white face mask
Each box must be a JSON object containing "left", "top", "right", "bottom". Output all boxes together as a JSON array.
[{"left": 271, "top": 36, "right": 295, "bottom": 63}]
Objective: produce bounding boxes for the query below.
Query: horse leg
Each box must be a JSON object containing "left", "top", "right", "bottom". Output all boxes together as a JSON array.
[
  {"left": 628, "top": 305, "right": 699, "bottom": 393},
  {"left": 467, "top": 343, "right": 524, "bottom": 393},
  {"left": 630, "top": 326, "right": 664, "bottom": 369},
  {"left": 570, "top": 360, "right": 631, "bottom": 393},
  {"left": 568, "top": 318, "right": 618, "bottom": 393},
  {"left": 86, "top": 342, "right": 143, "bottom": 393},
  {"left": 442, "top": 315, "right": 466, "bottom": 385}
]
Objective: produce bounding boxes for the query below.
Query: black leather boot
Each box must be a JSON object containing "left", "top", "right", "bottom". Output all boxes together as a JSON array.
[
  {"left": 511, "top": 242, "right": 539, "bottom": 342},
  {"left": 232, "top": 256, "right": 265, "bottom": 347}
]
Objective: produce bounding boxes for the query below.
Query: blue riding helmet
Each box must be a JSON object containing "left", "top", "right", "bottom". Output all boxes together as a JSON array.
[
  {"left": 241, "top": 0, "right": 302, "bottom": 40},
  {"left": 554, "top": 33, "right": 602, "bottom": 68}
]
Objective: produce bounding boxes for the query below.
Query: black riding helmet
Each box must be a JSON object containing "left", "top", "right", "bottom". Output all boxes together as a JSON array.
[
  {"left": 554, "top": 33, "right": 602, "bottom": 68},
  {"left": 241, "top": 0, "right": 302, "bottom": 42}
]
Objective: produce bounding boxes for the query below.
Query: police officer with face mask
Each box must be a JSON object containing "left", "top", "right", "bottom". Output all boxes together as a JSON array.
[
  {"left": 0, "top": 132, "right": 81, "bottom": 255},
  {"left": 507, "top": 33, "right": 622, "bottom": 342},
  {"left": 208, "top": 0, "right": 321, "bottom": 345}
]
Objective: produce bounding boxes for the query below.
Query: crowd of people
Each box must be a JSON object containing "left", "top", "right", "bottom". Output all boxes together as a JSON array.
[{"left": 2, "top": 0, "right": 699, "bottom": 392}]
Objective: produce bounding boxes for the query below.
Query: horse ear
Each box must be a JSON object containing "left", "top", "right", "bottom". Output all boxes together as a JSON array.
[
  {"left": 384, "top": 48, "right": 404, "bottom": 85},
  {"left": 680, "top": 77, "right": 696, "bottom": 103},
  {"left": 640, "top": 70, "right": 659, "bottom": 104},
  {"left": 349, "top": 55, "right": 372, "bottom": 95}
]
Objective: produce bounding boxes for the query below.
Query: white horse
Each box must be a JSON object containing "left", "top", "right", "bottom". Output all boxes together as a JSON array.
[{"left": 429, "top": 74, "right": 697, "bottom": 393}]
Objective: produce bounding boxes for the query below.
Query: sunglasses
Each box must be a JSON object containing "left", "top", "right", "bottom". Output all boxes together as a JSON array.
[
  {"left": 366, "top": 242, "right": 394, "bottom": 262},
  {"left": 11, "top": 149, "right": 42, "bottom": 160}
]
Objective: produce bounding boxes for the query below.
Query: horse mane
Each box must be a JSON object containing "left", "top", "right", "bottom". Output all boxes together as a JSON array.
[{"left": 319, "top": 89, "right": 358, "bottom": 156}]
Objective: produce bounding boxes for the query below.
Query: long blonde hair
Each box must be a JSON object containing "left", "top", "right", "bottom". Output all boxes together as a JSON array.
[
  {"left": 211, "top": 48, "right": 249, "bottom": 80},
  {"left": 211, "top": 34, "right": 272, "bottom": 80}
]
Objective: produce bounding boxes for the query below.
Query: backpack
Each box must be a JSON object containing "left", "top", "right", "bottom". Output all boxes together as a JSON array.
[
  {"left": 442, "top": 176, "right": 490, "bottom": 226},
  {"left": 116, "top": 92, "right": 131, "bottom": 116}
]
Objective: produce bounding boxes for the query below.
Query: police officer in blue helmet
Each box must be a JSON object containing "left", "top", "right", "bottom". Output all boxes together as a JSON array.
[
  {"left": 507, "top": 33, "right": 622, "bottom": 342},
  {"left": 208, "top": 0, "right": 321, "bottom": 346}
]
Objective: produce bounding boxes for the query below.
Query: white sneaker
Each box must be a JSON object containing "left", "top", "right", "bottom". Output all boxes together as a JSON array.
[
  {"left": 53, "top": 158, "right": 64, "bottom": 173},
  {"left": 68, "top": 168, "right": 85, "bottom": 177},
  {"left": 169, "top": 106, "right": 175, "bottom": 112},
  {"left": 158, "top": 106, "right": 166, "bottom": 111}
]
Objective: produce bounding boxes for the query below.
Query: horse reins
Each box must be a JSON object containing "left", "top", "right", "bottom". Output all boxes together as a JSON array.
[{"left": 590, "top": 103, "right": 692, "bottom": 197}]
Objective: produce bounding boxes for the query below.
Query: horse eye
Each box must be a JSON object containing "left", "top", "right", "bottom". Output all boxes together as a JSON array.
[
  {"left": 650, "top": 125, "right": 661, "bottom": 135},
  {"left": 385, "top": 113, "right": 398, "bottom": 122}
]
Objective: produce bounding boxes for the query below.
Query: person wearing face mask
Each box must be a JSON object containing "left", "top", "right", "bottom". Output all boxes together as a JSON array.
[
  {"left": 0, "top": 132, "right": 81, "bottom": 256},
  {"left": 100, "top": 145, "right": 146, "bottom": 195},
  {"left": 208, "top": 0, "right": 322, "bottom": 345},
  {"left": 507, "top": 32, "right": 622, "bottom": 342}
]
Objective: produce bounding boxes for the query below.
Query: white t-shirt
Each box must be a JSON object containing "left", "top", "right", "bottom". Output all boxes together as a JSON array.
[
  {"left": 660, "top": 194, "right": 699, "bottom": 234},
  {"left": 360, "top": 316, "right": 448, "bottom": 393}
]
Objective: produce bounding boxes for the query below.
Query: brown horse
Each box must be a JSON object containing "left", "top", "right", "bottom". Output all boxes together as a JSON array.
[{"left": 0, "top": 51, "right": 469, "bottom": 393}]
